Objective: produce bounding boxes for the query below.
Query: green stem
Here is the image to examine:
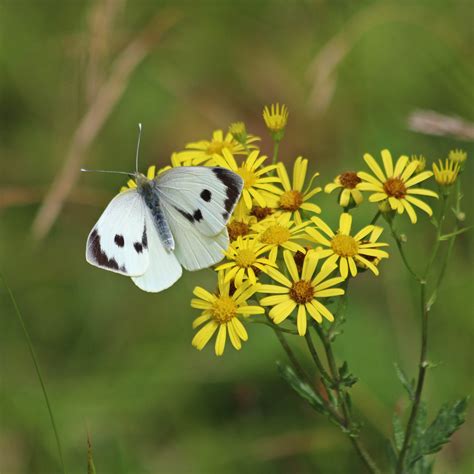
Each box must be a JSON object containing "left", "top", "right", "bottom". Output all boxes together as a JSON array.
[
  {"left": 396, "top": 283, "right": 429, "bottom": 473},
  {"left": 314, "top": 324, "right": 381, "bottom": 474},
  {"left": 388, "top": 220, "right": 421, "bottom": 281},
  {"left": 2, "top": 273, "right": 66, "bottom": 474},
  {"left": 249, "top": 319, "right": 299, "bottom": 335},
  {"left": 304, "top": 331, "right": 333, "bottom": 384},
  {"left": 272, "top": 140, "right": 280, "bottom": 165},
  {"left": 370, "top": 211, "right": 381, "bottom": 225},
  {"left": 396, "top": 189, "right": 452, "bottom": 473},
  {"left": 267, "top": 314, "right": 310, "bottom": 384}
]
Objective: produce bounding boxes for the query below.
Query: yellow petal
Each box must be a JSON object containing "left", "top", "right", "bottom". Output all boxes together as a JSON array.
[
  {"left": 405, "top": 195, "right": 433, "bottom": 216},
  {"left": 270, "top": 300, "right": 297, "bottom": 324},
  {"left": 297, "top": 305, "right": 307, "bottom": 335},
  {"left": 339, "top": 213, "right": 352, "bottom": 235},
  {"left": 283, "top": 250, "right": 299, "bottom": 282},
  {"left": 381, "top": 149, "right": 394, "bottom": 177},
  {"left": 192, "top": 321, "right": 218, "bottom": 350},
  {"left": 404, "top": 171, "right": 433, "bottom": 188},
  {"left": 363, "top": 153, "right": 386, "bottom": 182},
  {"left": 393, "top": 155, "right": 409, "bottom": 177},
  {"left": 306, "top": 302, "right": 322, "bottom": 323},
  {"left": 215, "top": 324, "right": 227, "bottom": 356},
  {"left": 312, "top": 300, "right": 335, "bottom": 322},
  {"left": 402, "top": 199, "right": 418, "bottom": 223}
]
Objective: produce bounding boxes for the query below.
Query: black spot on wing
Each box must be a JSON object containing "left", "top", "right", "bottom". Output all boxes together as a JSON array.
[
  {"left": 175, "top": 206, "right": 195, "bottom": 223},
  {"left": 134, "top": 242, "right": 143, "bottom": 253},
  {"left": 212, "top": 168, "right": 243, "bottom": 216},
  {"left": 222, "top": 211, "right": 230, "bottom": 220},
  {"left": 114, "top": 234, "right": 124, "bottom": 247},
  {"left": 193, "top": 209, "right": 203, "bottom": 222},
  {"left": 89, "top": 229, "right": 126, "bottom": 272},
  {"left": 200, "top": 189, "right": 212, "bottom": 202}
]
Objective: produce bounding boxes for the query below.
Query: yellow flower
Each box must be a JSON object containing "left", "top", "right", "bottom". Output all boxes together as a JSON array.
[
  {"left": 259, "top": 250, "right": 345, "bottom": 335},
  {"left": 215, "top": 236, "right": 275, "bottom": 286},
  {"left": 173, "top": 129, "right": 259, "bottom": 166},
  {"left": 214, "top": 149, "right": 281, "bottom": 209},
  {"left": 120, "top": 165, "right": 157, "bottom": 192},
  {"left": 358, "top": 149, "right": 438, "bottom": 224},
  {"left": 433, "top": 159, "right": 460, "bottom": 186},
  {"left": 228, "top": 122, "right": 247, "bottom": 145},
  {"left": 253, "top": 213, "right": 310, "bottom": 260},
  {"left": 325, "top": 171, "right": 364, "bottom": 208},
  {"left": 191, "top": 275, "right": 263, "bottom": 356},
  {"left": 409, "top": 155, "right": 426, "bottom": 173},
  {"left": 274, "top": 157, "right": 322, "bottom": 223},
  {"left": 448, "top": 149, "right": 467, "bottom": 164},
  {"left": 263, "top": 103, "right": 289, "bottom": 134},
  {"left": 307, "top": 213, "right": 389, "bottom": 279},
  {"left": 227, "top": 213, "right": 257, "bottom": 241}
]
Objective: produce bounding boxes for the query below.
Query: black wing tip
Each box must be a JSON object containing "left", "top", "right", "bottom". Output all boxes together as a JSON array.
[{"left": 212, "top": 168, "right": 243, "bottom": 216}]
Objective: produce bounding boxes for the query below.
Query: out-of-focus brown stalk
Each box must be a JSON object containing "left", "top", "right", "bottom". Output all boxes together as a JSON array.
[
  {"left": 408, "top": 109, "right": 474, "bottom": 141},
  {"left": 32, "top": 10, "right": 180, "bottom": 240},
  {"left": 0, "top": 186, "right": 110, "bottom": 209},
  {"left": 86, "top": 0, "right": 125, "bottom": 103}
]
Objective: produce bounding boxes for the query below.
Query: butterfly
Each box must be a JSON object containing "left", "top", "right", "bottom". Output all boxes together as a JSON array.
[{"left": 84, "top": 125, "right": 244, "bottom": 292}]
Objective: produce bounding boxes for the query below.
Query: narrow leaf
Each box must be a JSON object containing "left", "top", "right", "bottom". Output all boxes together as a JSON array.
[
  {"left": 407, "top": 397, "right": 468, "bottom": 468},
  {"left": 439, "top": 225, "right": 472, "bottom": 241},
  {"left": 392, "top": 413, "right": 405, "bottom": 451},
  {"left": 394, "top": 363, "right": 415, "bottom": 400},
  {"left": 277, "top": 362, "right": 326, "bottom": 415}
]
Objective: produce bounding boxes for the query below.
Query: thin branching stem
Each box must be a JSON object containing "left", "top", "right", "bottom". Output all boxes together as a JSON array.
[
  {"left": 395, "top": 190, "right": 451, "bottom": 473},
  {"left": 272, "top": 140, "right": 280, "bottom": 165},
  {"left": 266, "top": 314, "right": 310, "bottom": 384},
  {"left": 1, "top": 274, "right": 66, "bottom": 474},
  {"left": 388, "top": 220, "right": 421, "bottom": 281},
  {"left": 313, "top": 324, "right": 381, "bottom": 474}
]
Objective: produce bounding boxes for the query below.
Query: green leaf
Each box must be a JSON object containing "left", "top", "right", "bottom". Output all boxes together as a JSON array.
[
  {"left": 384, "top": 437, "right": 398, "bottom": 472},
  {"left": 407, "top": 397, "right": 469, "bottom": 468},
  {"left": 277, "top": 362, "right": 327, "bottom": 415},
  {"left": 394, "top": 363, "right": 415, "bottom": 400},
  {"left": 87, "top": 432, "right": 97, "bottom": 474},
  {"left": 337, "top": 361, "right": 358, "bottom": 388},
  {"left": 392, "top": 413, "right": 405, "bottom": 452}
]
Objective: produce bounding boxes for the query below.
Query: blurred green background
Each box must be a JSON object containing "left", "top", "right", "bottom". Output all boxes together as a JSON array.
[{"left": 1, "top": 1, "right": 473, "bottom": 473}]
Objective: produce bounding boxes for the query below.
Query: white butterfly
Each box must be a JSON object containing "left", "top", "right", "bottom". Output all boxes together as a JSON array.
[{"left": 84, "top": 125, "right": 243, "bottom": 292}]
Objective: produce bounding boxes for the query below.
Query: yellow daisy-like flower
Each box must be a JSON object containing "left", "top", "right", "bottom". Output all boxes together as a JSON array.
[
  {"left": 409, "top": 155, "right": 426, "bottom": 173},
  {"left": 357, "top": 149, "right": 438, "bottom": 224},
  {"left": 173, "top": 129, "right": 259, "bottom": 166},
  {"left": 324, "top": 171, "right": 364, "bottom": 208},
  {"left": 274, "top": 157, "right": 322, "bottom": 224},
  {"left": 191, "top": 275, "right": 263, "bottom": 356},
  {"left": 227, "top": 213, "right": 257, "bottom": 241},
  {"left": 214, "top": 149, "right": 281, "bottom": 209},
  {"left": 259, "top": 250, "right": 345, "bottom": 336},
  {"left": 448, "top": 149, "right": 467, "bottom": 164},
  {"left": 120, "top": 165, "right": 157, "bottom": 192},
  {"left": 215, "top": 236, "right": 275, "bottom": 286},
  {"left": 253, "top": 213, "right": 310, "bottom": 261},
  {"left": 433, "top": 159, "right": 460, "bottom": 186},
  {"left": 228, "top": 121, "right": 248, "bottom": 145},
  {"left": 307, "top": 213, "right": 389, "bottom": 279},
  {"left": 263, "top": 103, "right": 289, "bottom": 133}
]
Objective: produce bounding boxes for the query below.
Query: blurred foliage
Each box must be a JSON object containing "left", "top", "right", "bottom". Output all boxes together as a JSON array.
[{"left": 0, "top": 0, "right": 473, "bottom": 473}]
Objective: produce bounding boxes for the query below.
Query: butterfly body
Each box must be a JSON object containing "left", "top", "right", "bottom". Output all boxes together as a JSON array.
[
  {"left": 136, "top": 174, "right": 175, "bottom": 251},
  {"left": 85, "top": 166, "right": 243, "bottom": 292}
]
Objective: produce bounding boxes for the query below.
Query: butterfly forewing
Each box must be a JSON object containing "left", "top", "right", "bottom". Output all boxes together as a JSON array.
[
  {"left": 155, "top": 167, "right": 243, "bottom": 237},
  {"left": 86, "top": 190, "right": 149, "bottom": 276}
]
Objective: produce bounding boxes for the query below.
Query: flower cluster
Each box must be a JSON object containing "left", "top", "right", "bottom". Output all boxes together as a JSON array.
[{"left": 121, "top": 105, "right": 464, "bottom": 356}]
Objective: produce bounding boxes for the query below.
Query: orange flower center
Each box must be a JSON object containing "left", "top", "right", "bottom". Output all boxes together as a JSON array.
[
  {"left": 251, "top": 206, "right": 273, "bottom": 220},
  {"left": 383, "top": 177, "right": 407, "bottom": 198},
  {"left": 331, "top": 234, "right": 358, "bottom": 257},
  {"left": 290, "top": 280, "right": 314, "bottom": 304},
  {"left": 212, "top": 296, "right": 237, "bottom": 322},
  {"left": 280, "top": 190, "right": 303, "bottom": 211},
  {"left": 260, "top": 224, "right": 291, "bottom": 245},
  {"left": 234, "top": 248, "right": 257, "bottom": 267},
  {"left": 227, "top": 221, "right": 250, "bottom": 241},
  {"left": 339, "top": 171, "right": 361, "bottom": 189}
]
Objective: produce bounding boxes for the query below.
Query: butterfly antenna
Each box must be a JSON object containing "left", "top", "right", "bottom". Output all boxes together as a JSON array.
[
  {"left": 135, "top": 123, "right": 142, "bottom": 174},
  {"left": 80, "top": 169, "right": 133, "bottom": 176}
]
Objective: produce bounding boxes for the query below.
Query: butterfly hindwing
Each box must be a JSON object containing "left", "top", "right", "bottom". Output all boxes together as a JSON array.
[
  {"left": 131, "top": 207, "right": 183, "bottom": 292},
  {"left": 86, "top": 190, "right": 149, "bottom": 276},
  {"left": 155, "top": 167, "right": 243, "bottom": 237}
]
